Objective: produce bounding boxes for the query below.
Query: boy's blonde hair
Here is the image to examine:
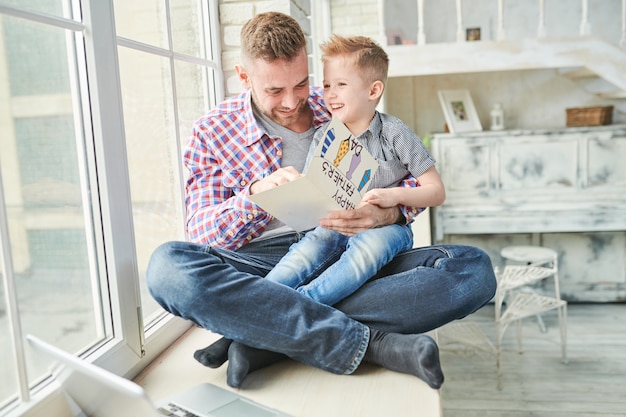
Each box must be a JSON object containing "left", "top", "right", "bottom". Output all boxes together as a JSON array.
[
  {"left": 240, "top": 12, "right": 307, "bottom": 65},
  {"left": 320, "top": 35, "right": 389, "bottom": 86}
]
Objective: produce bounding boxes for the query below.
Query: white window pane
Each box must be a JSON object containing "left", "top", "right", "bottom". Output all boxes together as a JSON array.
[
  {"left": 174, "top": 59, "right": 213, "bottom": 140},
  {"left": 0, "top": 0, "right": 74, "bottom": 20},
  {"left": 0, "top": 14, "right": 108, "bottom": 405},
  {"left": 0, "top": 278, "right": 17, "bottom": 409},
  {"left": 117, "top": 47, "right": 186, "bottom": 324},
  {"left": 113, "top": 0, "right": 168, "bottom": 49},
  {"left": 170, "top": 0, "right": 205, "bottom": 58}
]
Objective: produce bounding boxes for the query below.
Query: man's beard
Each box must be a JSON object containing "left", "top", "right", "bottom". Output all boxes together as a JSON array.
[
  {"left": 258, "top": 97, "right": 308, "bottom": 128},
  {"left": 271, "top": 105, "right": 306, "bottom": 127}
]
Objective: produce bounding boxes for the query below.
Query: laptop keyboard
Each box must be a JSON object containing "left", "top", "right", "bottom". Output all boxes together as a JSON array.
[{"left": 158, "top": 402, "right": 202, "bottom": 417}]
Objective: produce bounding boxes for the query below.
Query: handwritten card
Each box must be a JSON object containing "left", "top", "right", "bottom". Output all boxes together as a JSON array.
[{"left": 249, "top": 118, "right": 379, "bottom": 231}]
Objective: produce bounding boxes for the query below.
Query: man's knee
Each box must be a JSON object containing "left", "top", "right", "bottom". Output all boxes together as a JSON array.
[
  {"left": 461, "top": 245, "right": 497, "bottom": 302},
  {"left": 146, "top": 241, "right": 185, "bottom": 294}
]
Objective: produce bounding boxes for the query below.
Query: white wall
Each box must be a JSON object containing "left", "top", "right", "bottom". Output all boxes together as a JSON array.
[
  {"left": 219, "top": 0, "right": 312, "bottom": 96},
  {"left": 385, "top": 68, "right": 625, "bottom": 138},
  {"left": 219, "top": 0, "right": 625, "bottom": 134},
  {"left": 384, "top": 0, "right": 623, "bottom": 44},
  {"left": 326, "top": 0, "right": 626, "bottom": 137}
]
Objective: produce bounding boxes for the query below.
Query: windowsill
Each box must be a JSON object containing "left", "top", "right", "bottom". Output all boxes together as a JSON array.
[
  {"left": 10, "top": 326, "right": 441, "bottom": 417},
  {"left": 5, "top": 384, "right": 76, "bottom": 417},
  {"left": 134, "top": 327, "right": 442, "bottom": 417}
]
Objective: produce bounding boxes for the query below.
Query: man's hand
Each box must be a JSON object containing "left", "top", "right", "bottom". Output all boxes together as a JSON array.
[
  {"left": 319, "top": 203, "right": 404, "bottom": 236},
  {"left": 250, "top": 166, "right": 302, "bottom": 194}
]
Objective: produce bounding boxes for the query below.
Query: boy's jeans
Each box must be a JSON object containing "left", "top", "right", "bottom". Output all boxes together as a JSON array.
[{"left": 265, "top": 224, "right": 413, "bottom": 306}]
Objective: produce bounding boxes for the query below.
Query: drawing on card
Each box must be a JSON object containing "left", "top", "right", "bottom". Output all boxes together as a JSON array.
[{"left": 249, "top": 118, "right": 379, "bottom": 231}]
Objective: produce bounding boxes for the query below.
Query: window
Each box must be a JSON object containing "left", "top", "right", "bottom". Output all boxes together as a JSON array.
[
  {"left": 0, "top": 0, "right": 220, "bottom": 414},
  {"left": 113, "top": 0, "right": 222, "bottom": 327}
]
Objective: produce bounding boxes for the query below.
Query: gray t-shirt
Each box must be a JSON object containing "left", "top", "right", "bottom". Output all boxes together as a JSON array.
[{"left": 252, "top": 103, "right": 316, "bottom": 240}]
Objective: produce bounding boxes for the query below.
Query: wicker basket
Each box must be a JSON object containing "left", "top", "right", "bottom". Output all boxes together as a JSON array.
[{"left": 566, "top": 105, "right": 613, "bottom": 127}]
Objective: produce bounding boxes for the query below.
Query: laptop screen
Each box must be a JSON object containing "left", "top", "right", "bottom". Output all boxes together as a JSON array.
[
  {"left": 28, "top": 335, "right": 161, "bottom": 417},
  {"left": 27, "top": 335, "right": 293, "bottom": 417}
]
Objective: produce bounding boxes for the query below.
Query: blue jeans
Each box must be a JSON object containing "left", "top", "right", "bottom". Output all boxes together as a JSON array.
[
  {"left": 146, "top": 235, "right": 496, "bottom": 375},
  {"left": 265, "top": 225, "right": 413, "bottom": 306}
]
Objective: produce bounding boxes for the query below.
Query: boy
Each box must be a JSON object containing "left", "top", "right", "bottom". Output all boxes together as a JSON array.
[{"left": 263, "top": 34, "right": 446, "bottom": 306}]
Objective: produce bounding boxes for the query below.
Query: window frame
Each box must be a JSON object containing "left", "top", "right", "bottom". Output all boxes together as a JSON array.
[{"left": 0, "top": 0, "right": 221, "bottom": 415}]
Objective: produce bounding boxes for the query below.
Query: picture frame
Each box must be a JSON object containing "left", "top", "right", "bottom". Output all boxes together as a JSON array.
[
  {"left": 386, "top": 28, "right": 411, "bottom": 45},
  {"left": 466, "top": 27, "right": 481, "bottom": 41},
  {"left": 437, "top": 90, "right": 483, "bottom": 134}
]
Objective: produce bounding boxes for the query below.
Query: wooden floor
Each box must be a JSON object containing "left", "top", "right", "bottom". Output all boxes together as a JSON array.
[{"left": 436, "top": 303, "right": 626, "bottom": 417}]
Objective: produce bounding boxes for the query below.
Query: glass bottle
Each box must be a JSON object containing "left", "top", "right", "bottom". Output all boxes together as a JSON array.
[{"left": 490, "top": 103, "right": 505, "bottom": 131}]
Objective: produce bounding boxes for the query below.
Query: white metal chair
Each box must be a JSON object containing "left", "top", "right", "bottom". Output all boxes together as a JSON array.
[{"left": 494, "top": 246, "right": 568, "bottom": 388}]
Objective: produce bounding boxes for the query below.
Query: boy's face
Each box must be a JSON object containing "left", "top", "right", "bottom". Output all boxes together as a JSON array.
[
  {"left": 323, "top": 56, "right": 375, "bottom": 132},
  {"left": 236, "top": 49, "right": 312, "bottom": 132}
]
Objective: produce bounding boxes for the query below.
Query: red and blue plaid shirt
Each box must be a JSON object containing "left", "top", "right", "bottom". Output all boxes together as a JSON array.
[{"left": 184, "top": 87, "right": 421, "bottom": 250}]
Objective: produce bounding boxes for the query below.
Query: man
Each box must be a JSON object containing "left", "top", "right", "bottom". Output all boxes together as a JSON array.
[{"left": 146, "top": 11, "right": 496, "bottom": 390}]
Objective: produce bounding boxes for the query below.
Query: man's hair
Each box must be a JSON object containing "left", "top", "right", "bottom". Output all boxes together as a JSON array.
[
  {"left": 240, "top": 12, "right": 307, "bottom": 64},
  {"left": 320, "top": 34, "right": 389, "bottom": 86}
]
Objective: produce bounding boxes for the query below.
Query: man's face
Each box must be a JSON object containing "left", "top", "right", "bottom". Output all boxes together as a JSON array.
[{"left": 236, "top": 49, "right": 311, "bottom": 131}]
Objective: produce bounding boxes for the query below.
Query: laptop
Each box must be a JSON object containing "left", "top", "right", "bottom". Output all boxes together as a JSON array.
[{"left": 27, "top": 334, "right": 293, "bottom": 417}]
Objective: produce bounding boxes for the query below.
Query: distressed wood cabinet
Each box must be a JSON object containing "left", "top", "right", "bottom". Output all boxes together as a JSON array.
[{"left": 430, "top": 125, "right": 626, "bottom": 302}]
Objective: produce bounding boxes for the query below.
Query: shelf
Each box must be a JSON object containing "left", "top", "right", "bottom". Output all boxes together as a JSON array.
[
  {"left": 499, "top": 292, "right": 566, "bottom": 325},
  {"left": 497, "top": 265, "right": 555, "bottom": 293}
]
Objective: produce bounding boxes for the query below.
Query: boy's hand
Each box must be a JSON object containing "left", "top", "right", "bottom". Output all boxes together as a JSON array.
[{"left": 360, "top": 188, "right": 399, "bottom": 208}]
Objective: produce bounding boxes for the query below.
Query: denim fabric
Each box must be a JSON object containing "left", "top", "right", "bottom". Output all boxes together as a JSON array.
[
  {"left": 146, "top": 235, "right": 496, "bottom": 375},
  {"left": 265, "top": 225, "right": 413, "bottom": 306}
]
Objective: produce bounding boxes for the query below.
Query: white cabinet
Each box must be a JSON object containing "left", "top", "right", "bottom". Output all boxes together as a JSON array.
[
  {"left": 431, "top": 125, "right": 626, "bottom": 240},
  {"left": 430, "top": 125, "right": 626, "bottom": 302}
]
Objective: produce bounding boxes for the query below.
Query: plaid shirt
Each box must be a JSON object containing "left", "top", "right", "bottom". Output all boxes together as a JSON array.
[
  {"left": 184, "top": 87, "right": 422, "bottom": 249},
  {"left": 184, "top": 87, "right": 331, "bottom": 249}
]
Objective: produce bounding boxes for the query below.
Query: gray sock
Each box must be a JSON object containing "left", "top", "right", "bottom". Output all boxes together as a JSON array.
[
  {"left": 364, "top": 329, "right": 444, "bottom": 389},
  {"left": 226, "top": 342, "right": 285, "bottom": 388},
  {"left": 193, "top": 337, "right": 232, "bottom": 368}
]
